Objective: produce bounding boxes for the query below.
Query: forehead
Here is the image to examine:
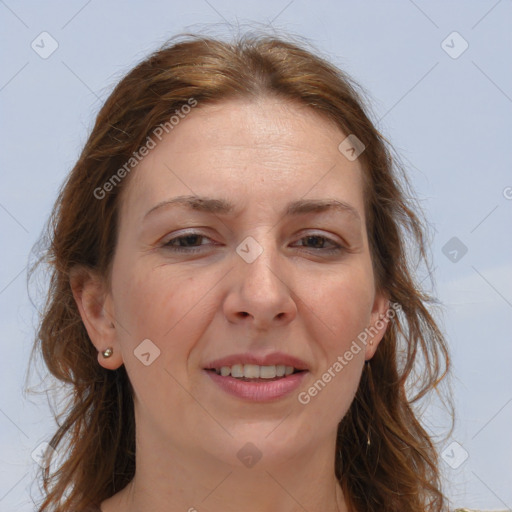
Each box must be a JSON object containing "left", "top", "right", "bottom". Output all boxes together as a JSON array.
[{"left": 119, "top": 98, "right": 367, "bottom": 225}]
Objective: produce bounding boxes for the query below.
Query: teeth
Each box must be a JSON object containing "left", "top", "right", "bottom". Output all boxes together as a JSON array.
[
  {"left": 259, "top": 365, "right": 276, "bottom": 378},
  {"left": 231, "top": 364, "right": 244, "bottom": 378},
  {"left": 244, "top": 364, "right": 260, "bottom": 378},
  {"left": 214, "top": 364, "right": 298, "bottom": 379}
]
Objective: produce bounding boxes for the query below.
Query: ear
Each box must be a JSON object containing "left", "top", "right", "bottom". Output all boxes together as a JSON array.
[
  {"left": 365, "top": 290, "right": 394, "bottom": 361},
  {"left": 69, "top": 266, "right": 124, "bottom": 370}
]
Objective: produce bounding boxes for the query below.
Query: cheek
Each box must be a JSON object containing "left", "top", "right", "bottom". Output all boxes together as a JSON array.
[
  {"left": 112, "top": 263, "right": 220, "bottom": 374},
  {"left": 113, "top": 264, "right": 200, "bottom": 335},
  {"left": 296, "top": 269, "right": 372, "bottom": 425},
  {"left": 297, "top": 263, "right": 375, "bottom": 350},
  {"left": 110, "top": 268, "right": 207, "bottom": 409}
]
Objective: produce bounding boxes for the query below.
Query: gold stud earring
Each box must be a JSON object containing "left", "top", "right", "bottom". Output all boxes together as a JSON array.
[{"left": 102, "top": 347, "right": 113, "bottom": 358}]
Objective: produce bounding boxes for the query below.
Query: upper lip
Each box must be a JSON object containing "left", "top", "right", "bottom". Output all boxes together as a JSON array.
[{"left": 204, "top": 352, "right": 309, "bottom": 371}]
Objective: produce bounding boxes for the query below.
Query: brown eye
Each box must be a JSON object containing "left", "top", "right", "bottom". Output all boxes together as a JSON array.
[
  {"left": 162, "top": 232, "right": 216, "bottom": 253},
  {"left": 165, "top": 234, "right": 205, "bottom": 247},
  {"left": 302, "top": 235, "right": 327, "bottom": 249},
  {"left": 293, "top": 234, "right": 342, "bottom": 253}
]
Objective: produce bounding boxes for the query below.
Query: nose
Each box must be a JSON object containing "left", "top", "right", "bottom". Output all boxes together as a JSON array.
[{"left": 223, "top": 241, "right": 297, "bottom": 330}]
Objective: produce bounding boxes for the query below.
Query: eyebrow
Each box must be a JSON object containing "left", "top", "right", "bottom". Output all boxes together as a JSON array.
[{"left": 143, "top": 195, "right": 361, "bottom": 223}]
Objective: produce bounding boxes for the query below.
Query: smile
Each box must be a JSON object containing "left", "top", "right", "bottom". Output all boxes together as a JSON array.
[
  {"left": 204, "top": 367, "right": 308, "bottom": 402},
  {"left": 209, "top": 363, "right": 302, "bottom": 379}
]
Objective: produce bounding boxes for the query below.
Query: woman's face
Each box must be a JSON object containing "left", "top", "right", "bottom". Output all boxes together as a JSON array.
[{"left": 97, "top": 97, "right": 389, "bottom": 468}]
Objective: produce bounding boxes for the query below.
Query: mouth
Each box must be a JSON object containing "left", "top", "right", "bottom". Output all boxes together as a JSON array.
[
  {"left": 203, "top": 361, "right": 309, "bottom": 402},
  {"left": 203, "top": 352, "right": 310, "bottom": 401},
  {"left": 206, "top": 364, "right": 306, "bottom": 382}
]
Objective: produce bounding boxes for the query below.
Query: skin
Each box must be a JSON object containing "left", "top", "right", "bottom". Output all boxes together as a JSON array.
[{"left": 71, "top": 97, "right": 390, "bottom": 512}]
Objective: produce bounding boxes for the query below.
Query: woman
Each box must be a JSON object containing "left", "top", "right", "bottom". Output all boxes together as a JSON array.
[{"left": 29, "top": 32, "right": 454, "bottom": 512}]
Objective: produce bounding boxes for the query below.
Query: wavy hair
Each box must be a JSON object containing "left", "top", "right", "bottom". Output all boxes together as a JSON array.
[{"left": 28, "top": 31, "right": 453, "bottom": 512}]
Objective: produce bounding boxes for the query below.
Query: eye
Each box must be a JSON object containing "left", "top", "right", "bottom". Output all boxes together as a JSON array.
[
  {"left": 162, "top": 232, "right": 214, "bottom": 253},
  {"left": 292, "top": 234, "right": 343, "bottom": 254}
]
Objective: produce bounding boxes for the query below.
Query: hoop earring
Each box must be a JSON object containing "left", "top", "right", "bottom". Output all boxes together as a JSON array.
[
  {"left": 365, "top": 359, "right": 372, "bottom": 449},
  {"left": 102, "top": 347, "right": 113, "bottom": 358}
]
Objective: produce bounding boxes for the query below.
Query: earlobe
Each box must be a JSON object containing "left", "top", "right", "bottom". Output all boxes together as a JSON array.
[
  {"left": 69, "top": 266, "right": 124, "bottom": 370},
  {"left": 98, "top": 344, "right": 123, "bottom": 370}
]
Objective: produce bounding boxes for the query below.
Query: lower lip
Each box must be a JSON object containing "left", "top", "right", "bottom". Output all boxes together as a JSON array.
[{"left": 204, "top": 370, "right": 308, "bottom": 402}]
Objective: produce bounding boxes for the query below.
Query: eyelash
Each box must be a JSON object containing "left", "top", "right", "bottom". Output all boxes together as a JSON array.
[{"left": 161, "top": 231, "right": 344, "bottom": 255}]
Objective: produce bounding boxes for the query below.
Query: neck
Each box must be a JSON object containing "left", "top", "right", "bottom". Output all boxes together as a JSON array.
[{"left": 101, "top": 416, "right": 349, "bottom": 512}]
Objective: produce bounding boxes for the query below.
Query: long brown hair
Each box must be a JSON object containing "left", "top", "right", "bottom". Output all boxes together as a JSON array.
[{"left": 28, "top": 31, "right": 453, "bottom": 512}]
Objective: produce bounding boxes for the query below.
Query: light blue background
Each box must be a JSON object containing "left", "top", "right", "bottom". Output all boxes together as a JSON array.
[{"left": 1, "top": 1, "right": 511, "bottom": 510}]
